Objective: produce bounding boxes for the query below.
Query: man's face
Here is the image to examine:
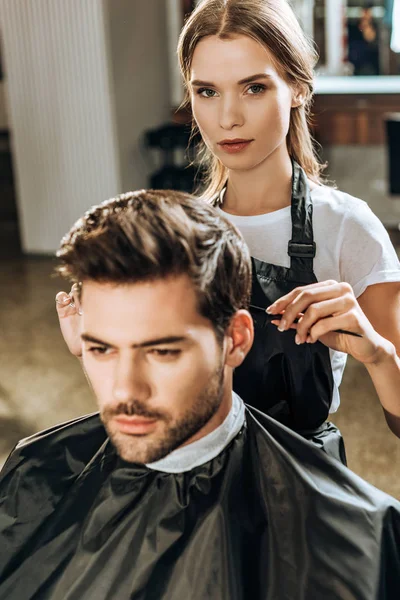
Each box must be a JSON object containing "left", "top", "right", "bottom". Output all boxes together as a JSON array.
[{"left": 80, "top": 275, "right": 228, "bottom": 464}]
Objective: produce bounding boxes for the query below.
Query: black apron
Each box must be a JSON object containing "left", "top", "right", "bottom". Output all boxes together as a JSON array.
[
  {"left": 1, "top": 409, "right": 400, "bottom": 600},
  {"left": 220, "top": 162, "right": 345, "bottom": 462}
]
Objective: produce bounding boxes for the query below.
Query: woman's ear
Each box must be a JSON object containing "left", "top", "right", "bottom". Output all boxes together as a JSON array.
[
  {"left": 224, "top": 310, "right": 254, "bottom": 368},
  {"left": 291, "top": 84, "right": 307, "bottom": 108}
]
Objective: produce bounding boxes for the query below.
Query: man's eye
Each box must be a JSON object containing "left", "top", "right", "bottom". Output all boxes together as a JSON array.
[
  {"left": 149, "top": 349, "right": 181, "bottom": 358},
  {"left": 88, "top": 346, "right": 110, "bottom": 355},
  {"left": 197, "top": 88, "right": 217, "bottom": 98}
]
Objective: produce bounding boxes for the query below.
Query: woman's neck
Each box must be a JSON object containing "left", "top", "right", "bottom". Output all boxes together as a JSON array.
[{"left": 221, "top": 148, "right": 293, "bottom": 216}]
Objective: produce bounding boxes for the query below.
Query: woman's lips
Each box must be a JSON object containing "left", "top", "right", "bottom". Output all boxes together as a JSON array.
[
  {"left": 114, "top": 416, "right": 158, "bottom": 435},
  {"left": 218, "top": 139, "right": 253, "bottom": 154}
]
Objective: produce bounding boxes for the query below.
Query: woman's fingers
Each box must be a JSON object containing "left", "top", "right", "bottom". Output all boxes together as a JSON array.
[
  {"left": 306, "top": 310, "right": 362, "bottom": 343},
  {"left": 293, "top": 296, "right": 355, "bottom": 343},
  {"left": 267, "top": 281, "right": 355, "bottom": 332},
  {"left": 270, "top": 319, "right": 298, "bottom": 331},
  {"left": 266, "top": 280, "right": 337, "bottom": 315},
  {"left": 55, "top": 290, "right": 77, "bottom": 316},
  {"left": 265, "top": 280, "right": 391, "bottom": 365},
  {"left": 55, "top": 291, "right": 70, "bottom": 306},
  {"left": 270, "top": 304, "right": 361, "bottom": 342},
  {"left": 55, "top": 287, "right": 83, "bottom": 356}
]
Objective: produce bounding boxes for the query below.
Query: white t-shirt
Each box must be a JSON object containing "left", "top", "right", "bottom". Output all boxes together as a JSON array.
[{"left": 219, "top": 186, "right": 400, "bottom": 413}]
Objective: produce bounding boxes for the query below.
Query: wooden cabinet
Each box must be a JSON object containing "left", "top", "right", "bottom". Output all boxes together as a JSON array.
[{"left": 311, "top": 94, "right": 400, "bottom": 145}]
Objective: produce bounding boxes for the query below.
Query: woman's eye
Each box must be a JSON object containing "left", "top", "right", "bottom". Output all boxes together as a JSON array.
[
  {"left": 247, "top": 84, "right": 266, "bottom": 95},
  {"left": 198, "top": 88, "right": 217, "bottom": 98}
]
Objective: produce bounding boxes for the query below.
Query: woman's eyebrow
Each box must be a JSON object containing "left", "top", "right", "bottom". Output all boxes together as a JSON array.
[{"left": 191, "top": 73, "right": 273, "bottom": 87}]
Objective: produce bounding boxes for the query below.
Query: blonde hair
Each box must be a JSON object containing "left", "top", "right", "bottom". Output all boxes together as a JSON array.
[{"left": 178, "top": 0, "right": 324, "bottom": 200}]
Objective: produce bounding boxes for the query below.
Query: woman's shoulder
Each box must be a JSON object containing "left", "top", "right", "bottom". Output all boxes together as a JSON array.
[
  {"left": 310, "top": 184, "right": 368, "bottom": 214},
  {"left": 310, "top": 184, "right": 382, "bottom": 232},
  {"left": 310, "top": 184, "right": 400, "bottom": 295}
]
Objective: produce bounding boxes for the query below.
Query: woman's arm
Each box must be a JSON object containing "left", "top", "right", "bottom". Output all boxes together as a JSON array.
[
  {"left": 357, "top": 282, "right": 400, "bottom": 354},
  {"left": 267, "top": 280, "right": 400, "bottom": 438},
  {"left": 358, "top": 282, "right": 400, "bottom": 435}
]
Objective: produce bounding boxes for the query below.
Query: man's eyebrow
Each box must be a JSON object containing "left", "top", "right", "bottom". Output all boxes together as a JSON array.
[
  {"left": 81, "top": 334, "right": 188, "bottom": 349},
  {"left": 190, "top": 73, "right": 273, "bottom": 87}
]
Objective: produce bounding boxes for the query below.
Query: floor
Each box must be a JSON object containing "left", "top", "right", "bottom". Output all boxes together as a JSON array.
[
  {"left": 0, "top": 253, "right": 95, "bottom": 461},
  {"left": 1, "top": 252, "right": 400, "bottom": 498}
]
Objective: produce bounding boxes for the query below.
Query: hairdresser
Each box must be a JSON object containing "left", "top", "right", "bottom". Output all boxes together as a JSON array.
[{"left": 56, "top": 0, "right": 400, "bottom": 461}]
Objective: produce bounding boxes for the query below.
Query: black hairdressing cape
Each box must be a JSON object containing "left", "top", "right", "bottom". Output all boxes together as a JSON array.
[{"left": 0, "top": 407, "right": 399, "bottom": 600}]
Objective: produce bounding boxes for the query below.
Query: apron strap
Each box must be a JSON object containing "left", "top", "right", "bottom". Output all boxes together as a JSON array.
[{"left": 288, "top": 160, "right": 316, "bottom": 271}]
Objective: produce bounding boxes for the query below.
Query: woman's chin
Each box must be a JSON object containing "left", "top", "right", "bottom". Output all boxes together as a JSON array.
[{"left": 219, "top": 156, "right": 260, "bottom": 172}]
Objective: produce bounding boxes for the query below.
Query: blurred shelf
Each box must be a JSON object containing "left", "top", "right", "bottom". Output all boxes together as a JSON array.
[
  {"left": 315, "top": 76, "right": 400, "bottom": 94},
  {"left": 312, "top": 93, "right": 400, "bottom": 144}
]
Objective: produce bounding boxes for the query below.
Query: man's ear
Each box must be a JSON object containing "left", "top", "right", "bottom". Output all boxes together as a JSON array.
[{"left": 224, "top": 310, "right": 254, "bottom": 368}]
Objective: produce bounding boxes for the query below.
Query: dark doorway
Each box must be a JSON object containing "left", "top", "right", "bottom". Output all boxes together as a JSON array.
[
  {"left": 0, "top": 35, "right": 21, "bottom": 258},
  {"left": 0, "top": 130, "right": 21, "bottom": 257}
]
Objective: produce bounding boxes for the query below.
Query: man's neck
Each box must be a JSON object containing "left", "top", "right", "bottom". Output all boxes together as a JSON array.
[
  {"left": 145, "top": 392, "right": 245, "bottom": 473},
  {"left": 180, "top": 386, "right": 233, "bottom": 449}
]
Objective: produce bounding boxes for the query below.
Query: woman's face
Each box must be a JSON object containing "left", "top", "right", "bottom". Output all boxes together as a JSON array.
[{"left": 190, "top": 34, "right": 299, "bottom": 171}]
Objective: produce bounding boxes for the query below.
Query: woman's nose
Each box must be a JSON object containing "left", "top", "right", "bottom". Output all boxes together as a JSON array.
[{"left": 219, "top": 97, "right": 244, "bottom": 130}]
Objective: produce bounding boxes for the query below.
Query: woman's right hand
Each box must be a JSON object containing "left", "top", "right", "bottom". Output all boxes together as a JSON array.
[{"left": 55, "top": 284, "right": 82, "bottom": 357}]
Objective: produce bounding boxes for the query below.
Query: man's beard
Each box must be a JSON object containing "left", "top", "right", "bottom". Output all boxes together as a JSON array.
[{"left": 101, "top": 360, "right": 225, "bottom": 464}]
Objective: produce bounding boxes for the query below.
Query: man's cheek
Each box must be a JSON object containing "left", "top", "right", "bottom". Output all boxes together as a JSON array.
[
  {"left": 83, "top": 360, "right": 110, "bottom": 399},
  {"left": 172, "top": 365, "right": 206, "bottom": 396},
  {"left": 82, "top": 357, "right": 96, "bottom": 388}
]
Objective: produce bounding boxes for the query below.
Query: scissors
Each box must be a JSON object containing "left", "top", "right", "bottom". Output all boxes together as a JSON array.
[
  {"left": 249, "top": 304, "right": 363, "bottom": 338},
  {"left": 67, "top": 282, "right": 83, "bottom": 315}
]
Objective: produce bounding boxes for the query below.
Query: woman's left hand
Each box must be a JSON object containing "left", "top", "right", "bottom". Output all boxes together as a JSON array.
[{"left": 267, "top": 280, "right": 394, "bottom": 365}]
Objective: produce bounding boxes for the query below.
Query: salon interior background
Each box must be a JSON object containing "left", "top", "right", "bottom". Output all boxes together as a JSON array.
[{"left": 0, "top": 0, "right": 399, "bottom": 494}]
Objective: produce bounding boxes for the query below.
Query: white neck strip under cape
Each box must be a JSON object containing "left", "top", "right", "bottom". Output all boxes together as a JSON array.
[{"left": 146, "top": 392, "right": 245, "bottom": 473}]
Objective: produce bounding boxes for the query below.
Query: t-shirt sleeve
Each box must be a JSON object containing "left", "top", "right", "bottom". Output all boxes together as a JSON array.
[{"left": 338, "top": 199, "right": 400, "bottom": 298}]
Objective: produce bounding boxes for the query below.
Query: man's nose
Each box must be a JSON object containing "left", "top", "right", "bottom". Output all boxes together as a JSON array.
[
  {"left": 112, "top": 355, "right": 151, "bottom": 403},
  {"left": 219, "top": 96, "right": 244, "bottom": 130}
]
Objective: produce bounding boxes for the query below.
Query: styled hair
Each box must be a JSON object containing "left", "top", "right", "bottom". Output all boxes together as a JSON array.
[
  {"left": 56, "top": 189, "right": 251, "bottom": 340},
  {"left": 178, "top": 0, "right": 323, "bottom": 199}
]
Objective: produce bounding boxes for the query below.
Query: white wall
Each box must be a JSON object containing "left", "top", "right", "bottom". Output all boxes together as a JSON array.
[
  {"left": 291, "top": 0, "right": 315, "bottom": 39},
  {"left": 323, "top": 145, "right": 400, "bottom": 228},
  {"left": 166, "top": 0, "right": 184, "bottom": 109},
  {"left": 0, "top": 0, "right": 121, "bottom": 253},
  {"left": 0, "top": 0, "right": 177, "bottom": 252},
  {"left": 104, "top": 0, "right": 172, "bottom": 192}
]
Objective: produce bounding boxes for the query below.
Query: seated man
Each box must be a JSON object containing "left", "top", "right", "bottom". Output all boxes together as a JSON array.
[{"left": 0, "top": 190, "right": 399, "bottom": 600}]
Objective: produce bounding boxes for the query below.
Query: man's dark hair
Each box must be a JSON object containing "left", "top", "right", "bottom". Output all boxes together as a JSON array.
[{"left": 57, "top": 189, "right": 251, "bottom": 340}]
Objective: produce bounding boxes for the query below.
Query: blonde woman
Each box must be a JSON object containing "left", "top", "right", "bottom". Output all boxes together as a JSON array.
[{"left": 57, "top": 0, "right": 400, "bottom": 460}]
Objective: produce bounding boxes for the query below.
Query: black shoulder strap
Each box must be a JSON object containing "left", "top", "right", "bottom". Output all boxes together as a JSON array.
[{"left": 288, "top": 160, "right": 316, "bottom": 271}]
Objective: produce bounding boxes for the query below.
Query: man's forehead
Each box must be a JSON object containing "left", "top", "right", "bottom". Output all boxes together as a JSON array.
[
  {"left": 80, "top": 276, "right": 213, "bottom": 344},
  {"left": 81, "top": 275, "right": 195, "bottom": 306}
]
